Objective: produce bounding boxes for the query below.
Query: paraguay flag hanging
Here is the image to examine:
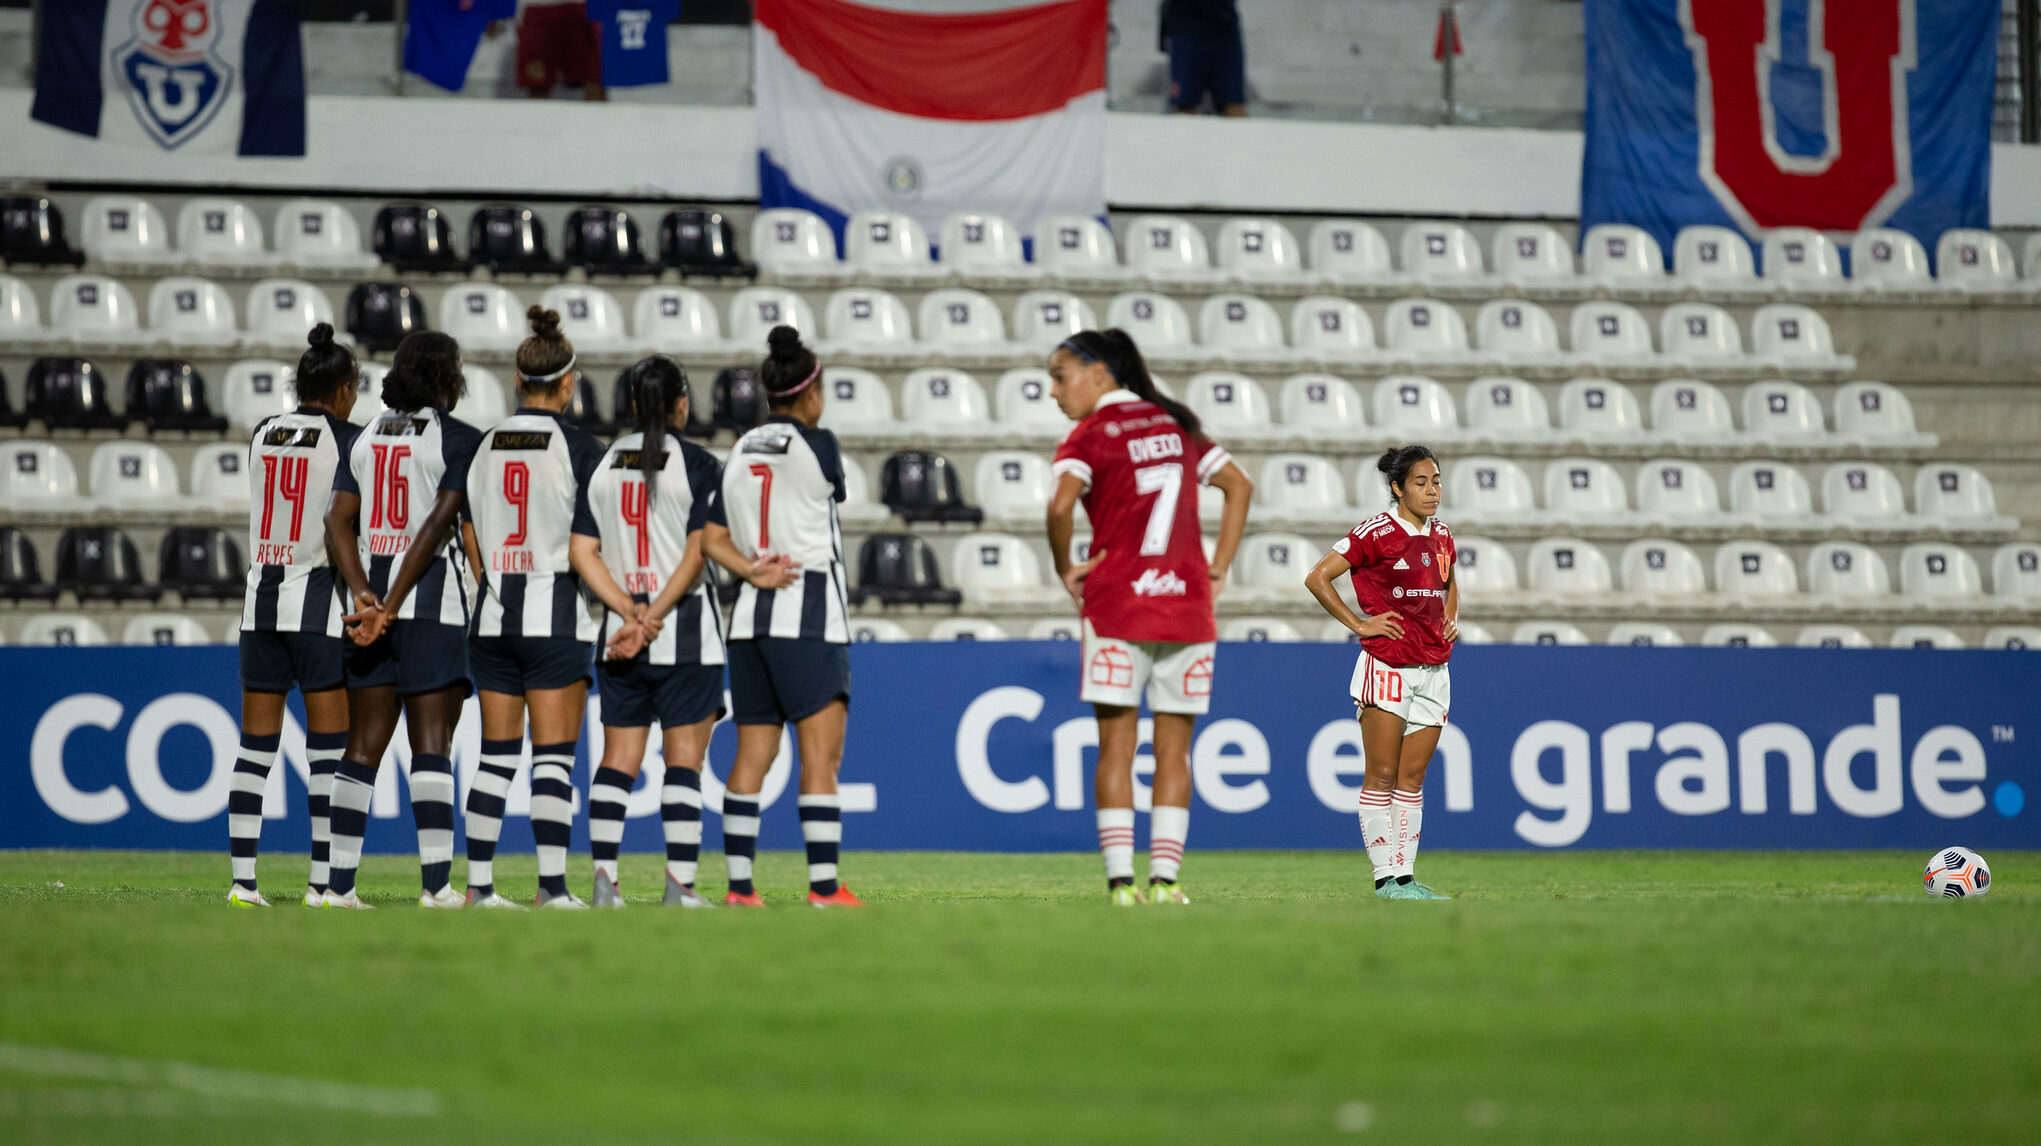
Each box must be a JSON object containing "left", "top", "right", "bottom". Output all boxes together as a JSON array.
[
  {"left": 31, "top": 0, "right": 306, "bottom": 158},
  {"left": 754, "top": 0, "right": 1109, "bottom": 252}
]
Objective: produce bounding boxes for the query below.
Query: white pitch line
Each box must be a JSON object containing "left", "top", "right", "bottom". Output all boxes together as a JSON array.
[{"left": 0, "top": 1043, "right": 441, "bottom": 1117}]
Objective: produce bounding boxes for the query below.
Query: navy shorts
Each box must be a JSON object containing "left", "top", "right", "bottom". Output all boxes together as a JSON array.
[
  {"left": 345, "top": 619, "right": 473, "bottom": 697},
  {"left": 727, "top": 638, "right": 850, "bottom": 726},
  {"left": 1167, "top": 29, "right": 1246, "bottom": 111},
  {"left": 239, "top": 630, "right": 345, "bottom": 694},
  {"left": 598, "top": 659, "right": 726, "bottom": 729},
  {"left": 469, "top": 635, "right": 592, "bottom": 695}
]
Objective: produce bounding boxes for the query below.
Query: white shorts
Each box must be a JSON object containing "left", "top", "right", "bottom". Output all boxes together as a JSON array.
[
  {"left": 1350, "top": 653, "right": 1450, "bottom": 733},
  {"left": 1080, "top": 620, "right": 1216, "bottom": 715}
]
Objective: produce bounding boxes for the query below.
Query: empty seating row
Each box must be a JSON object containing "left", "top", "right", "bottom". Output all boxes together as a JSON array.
[
  {"left": 0, "top": 526, "right": 243, "bottom": 601},
  {"left": 1485, "top": 621, "right": 2040, "bottom": 650},
  {"left": 2, "top": 611, "right": 226, "bottom": 647}
]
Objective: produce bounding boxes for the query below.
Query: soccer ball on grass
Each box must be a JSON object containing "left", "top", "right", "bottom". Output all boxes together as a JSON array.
[{"left": 1923, "top": 847, "right": 1991, "bottom": 899}]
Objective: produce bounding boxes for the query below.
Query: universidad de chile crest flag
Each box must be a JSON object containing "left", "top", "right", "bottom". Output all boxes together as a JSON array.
[
  {"left": 32, "top": 0, "right": 306, "bottom": 157},
  {"left": 1580, "top": 0, "right": 1998, "bottom": 269}
]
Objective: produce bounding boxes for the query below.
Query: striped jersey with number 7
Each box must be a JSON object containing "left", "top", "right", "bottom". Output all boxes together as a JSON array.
[{"left": 720, "top": 416, "right": 852, "bottom": 643}]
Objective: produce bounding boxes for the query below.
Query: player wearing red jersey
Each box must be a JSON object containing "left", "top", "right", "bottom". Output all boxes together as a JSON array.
[
  {"left": 1047, "top": 330, "right": 1253, "bottom": 906},
  {"left": 1304, "top": 445, "right": 1458, "bottom": 900}
]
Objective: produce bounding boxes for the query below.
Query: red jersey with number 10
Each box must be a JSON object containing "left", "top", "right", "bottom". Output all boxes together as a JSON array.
[
  {"left": 1338, "top": 511, "right": 1456, "bottom": 666},
  {"left": 1052, "top": 390, "right": 1231, "bottom": 643}
]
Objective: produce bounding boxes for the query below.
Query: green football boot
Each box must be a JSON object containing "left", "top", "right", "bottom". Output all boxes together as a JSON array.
[
  {"left": 1404, "top": 881, "right": 1452, "bottom": 900},
  {"left": 1147, "top": 881, "right": 1190, "bottom": 905},
  {"left": 1108, "top": 883, "right": 1148, "bottom": 906}
]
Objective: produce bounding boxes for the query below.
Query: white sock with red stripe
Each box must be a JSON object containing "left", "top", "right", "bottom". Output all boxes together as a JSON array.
[
  {"left": 1391, "top": 789, "right": 1423, "bottom": 881},
  {"left": 1148, "top": 805, "right": 1189, "bottom": 884},
  {"left": 1358, "top": 790, "right": 1395, "bottom": 887},
  {"left": 1096, "top": 807, "right": 1136, "bottom": 883}
]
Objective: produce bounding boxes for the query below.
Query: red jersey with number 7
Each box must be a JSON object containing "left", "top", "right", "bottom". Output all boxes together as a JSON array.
[
  {"left": 1052, "top": 390, "right": 1231, "bottom": 643},
  {"left": 1338, "top": 511, "right": 1456, "bottom": 666}
]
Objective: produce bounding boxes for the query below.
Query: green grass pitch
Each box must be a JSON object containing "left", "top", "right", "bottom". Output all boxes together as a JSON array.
[{"left": 0, "top": 849, "right": 2036, "bottom": 1145}]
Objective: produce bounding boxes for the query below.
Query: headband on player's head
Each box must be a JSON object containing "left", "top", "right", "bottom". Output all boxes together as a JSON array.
[
  {"left": 773, "top": 361, "right": 821, "bottom": 400},
  {"left": 1055, "top": 338, "right": 1098, "bottom": 364},
  {"left": 518, "top": 355, "right": 577, "bottom": 386}
]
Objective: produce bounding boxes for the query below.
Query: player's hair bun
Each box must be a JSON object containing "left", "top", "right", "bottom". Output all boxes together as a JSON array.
[
  {"left": 526, "top": 305, "right": 563, "bottom": 341},
  {"left": 1376, "top": 449, "right": 1401, "bottom": 476},
  {"left": 307, "top": 321, "right": 336, "bottom": 349},
  {"left": 766, "top": 324, "right": 805, "bottom": 356}
]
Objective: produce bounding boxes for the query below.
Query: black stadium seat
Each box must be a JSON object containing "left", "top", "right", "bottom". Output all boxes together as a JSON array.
[
  {"left": 0, "top": 528, "right": 57, "bottom": 601},
  {"left": 468, "top": 204, "right": 559, "bottom": 274},
  {"left": 852, "top": 534, "right": 962, "bottom": 607},
  {"left": 660, "top": 209, "right": 754, "bottom": 277},
  {"left": 25, "top": 357, "right": 125, "bottom": 431},
  {"left": 564, "top": 207, "right": 648, "bottom": 273},
  {"left": 1, "top": 195, "right": 86, "bottom": 266},
  {"left": 159, "top": 527, "right": 244, "bottom": 599},
  {"left": 712, "top": 367, "right": 765, "bottom": 433},
  {"left": 55, "top": 526, "right": 151, "bottom": 600},
  {"left": 881, "top": 451, "right": 982, "bottom": 524},
  {"left": 0, "top": 366, "right": 22, "bottom": 429},
  {"left": 560, "top": 374, "right": 612, "bottom": 436},
  {"left": 345, "top": 283, "right": 429, "bottom": 354},
  {"left": 372, "top": 202, "right": 465, "bottom": 272},
  {"left": 125, "top": 359, "right": 227, "bottom": 433}
]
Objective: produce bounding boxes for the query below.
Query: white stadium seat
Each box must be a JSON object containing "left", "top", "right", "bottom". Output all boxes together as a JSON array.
[
  {"left": 1236, "top": 532, "right": 1315, "bottom": 590},
  {"left": 1796, "top": 625, "right": 1874, "bottom": 649},
  {"left": 1257, "top": 454, "right": 1346, "bottom": 515},
  {"left": 1608, "top": 623, "right": 1683, "bottom": 647},
  {"left": 974, "top": 452, "right": 1053, "bottom": 518},
  {"left": 1701, "top": 623, "right": 1778, "bottom": 648},
  {"left": 1821, "top": 463, "right": 1909, "bottom": 522},
  {"left": 1400, "top": 222, "right": 1485, "bottom": 283},
  {"left": 823, "top": 288, "right": 914, "bottom": 348},
  {"left": 1658, "top": 303, "right": 1744, "bottom": 366},
  {"left": 1449, "top": 457, "right": 1537, "bottom": 518},
  {"left": 1199, "top": 294, "right": 1287, "bottom": 356},
  {"left": 818, "top": 368, "right": 895, "bottom": 431},
  {"left": 349, "top": 363, "right": 387, "bottom": 426},
  {"left": 1568, "top": 301, "right": 1655, "bottom": 366},
  {"left": 930, "top": 619, "right": 1012, "bottom": 641},
  {"left": 1992, "top": 542, "right": 2041, "bottom": 601},
  {"left": 1727, "top": 462, "right": 1815, "bottom": 521},
  {"left": 460, "top": 366, "right": 511, "bottom": 427},
  {"left": 1307, "top": 219, "right": 1396, "bottom": 283},
  {"left": 538, "top": 284, "right": 628, "bottom": 351},
  {"left": 1580, "top": 224, "right": 1666, "bottom": 285},
  {"left": 1103, "top": 292, "right": 1194, "bottom": 350},
  {"left": 1650, "top": 379, "right": 1739, "bottom": 440},
  {"left": 1634, "top": 459, "right": 1721, "bottom": 519},
  {"left": 1760, "top": 227, "right": 1842, "bottom": 287},
  {"left": 51, "top": 274, "right": 142, "bottom": 341},
  {"left": 632, "top": 286, "right": 721, "bottom": 351},
  {"left": 950, "top": 533, "right": 1044, "bottom": 599},
  {"left": 1381, "top": 298, "right": 1470, "bottom": 360},
  {"left": 0, "top": 274, "right": 41, "bottom": 341},
  {"left": 1455, "top": 621, "right": 1497, "bottom": 645},
  {"left": 1804, "top": 541, "right": 1891, "bottom": 598},
  {"left": 1751, "top": 304, "right": 1844, "bottom": 368},
  {"left": 1215, "top": 217, "right": 1304, "bottom": 281},
  {"left": 88, "top": 441, "right": 181, "bottom": 507},
  {"left": 728, "top": 287, "right": 816, "bottom": 347},
  {"left": 1371, "top": 375, "right": 1458, "bottom": 433},
  {"left": 244, "top": 278, "right": 334, "bottom": 347},
  {"left": 1619, "top": 538, "right": 1708, "bottom": 595},
  {"left": 1890, "top": 625, "right": 1964, "bottom": 649},
  {"left": 899, "top": 368, "right": 990, "bottom": 427},
  {"left": 1464, "top": 377, "right": 1549, "bottom": 437},
  {"left": 1542, "top": 458, "right": 1628, "bottom": 520},
  {"left": 1555, "top": 378, "right": 1644, "bottom": 438},
  {"left": 222, "top": 360, "right": 297, "bottom": 430},
  {"left": 1, "top": 441, "right": 80, "bottom": 508},
  {"left": 1513, "top": 621, "right": 1590, "bottom": 646},
  {"left": 1913, "top": 464, "right": 2004, "bottom": 524},
  {"left": 995, "top": 368, "right": 1064, "bottom": 428},
  {"left": 849, "top": 618, "right": 913, "bottom": 644},
  {"left": 2026, "top": 233, "right": 2041, "bottom": 280},
  {"left": 751, "top": 208, "right": 842, "bottom": 275},
  {"left": 272, "top": 198, "right": 376, "bottom": 270},
  {"left": 1288, "top": 297, "right": 1374, "bottom": 360},
  {"left": 1027, "top": 618, "right": 1084, "bottom": 641},
  {"left": 1672, "top": 225, "right": 1757, "bottom": 286},
  {"left": 20, "top": 614, "right": 112, "bottom": 647},
  {"left": 1833, "top": 381, "right": 1926, "bottom": 443},
  {"left": 844, "top": 211, "right": 934, "bottom": 274},
  {"left": 1011, "top": 291, "right": 1096, "bottom": 347},
  {"left": 836, "top": 455, "right": 876, "bottom": 512},
  {"left": 80, "top": 196, "right": 175, "bottom": 264},
  {"left": 1184, "top": 372, "right": 1273, "bottom": 431},
  {"left": 176, "top": 198, "right": 272, "bottom": 268},
  {"left": 1490, "top": 224, "right": 1575, "bottom": 285},
  {"left": 1936, "top": 229, "right": 2019, "bottom": 287},
  {"left": 439, "top": 283, "right": 526, "bottom": 352},
  {"left": 1742, "top": 380, "right": 1826, "bottom": 440},
  {"left": 1851, "top": 228, "right": 1933, "bottom": 288},
  {"left": 1032, "top": 215, "right": 1122, "bottom": 278},
  {"left": 1526, "top": 537, "right": 1613, "bottom": 595},
  {"left": 1714, "top": 541, "right": 1798, "bottom": 597},
  {"left": 1982, "top": 626, "right": 2041, "bottom": 651},
  {"left": 1278, "top": 373, "right": 1365, "bottom": 430},
  {"left": 123, "top": 614, "right": 214, "bottom": 646},
  {"left": 1318, "top": 618, "right": 1363, "bottom": 644},
  {"left": 1450, "top": 535, "right": 1518, "bottom": 592},
  {"left": 147, "top": 276, "right": 238, "bottom": 347},
  {"left": 1474, "top": 299, "right": 1563, "bottom": 362},
  {"left": 1221, "top": 618, "right": 1304, "bottom": 642},
  {"left": 918, "top": 288, "right": 1006, "bottom": 347},
  {"left": 939, "top": 212, "right": 1028, "bottom": 273},
  {"left": 189, "top": 442, "right": 250, "bottom": 509},
  {"left": 1122, "top": 214, "right": 1212, "bottom": 279}
]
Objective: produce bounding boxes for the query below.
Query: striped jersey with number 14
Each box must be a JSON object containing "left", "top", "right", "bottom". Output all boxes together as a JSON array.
[
  {"left": 466, "top": 408, "right": 605, "bottom": 641},
  {"left": 586, "top": 431, "right": 729, "bottom": 666},
  {"left": 240, "top": 407, "right": 360, "bottom": 635},
  {"left": 338, "top": 407, "right": 483, "bottom": 625}
]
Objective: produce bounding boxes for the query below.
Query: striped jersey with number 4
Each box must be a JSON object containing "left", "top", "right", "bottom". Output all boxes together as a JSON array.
[
  {"left": 240, "top": 407, "right": 360, "bottom": 635},
  {"left": 466, "top": 409, "right": 605, "bottom": 641},
  {"left": 720, "top": 416, "right": 851, "bottom": 643},
  {"left": 586, "top": 431, "right": 729, "bottom": 665},
  {"left": 338, "top": 407, "right": 483, "bottom": 625}
]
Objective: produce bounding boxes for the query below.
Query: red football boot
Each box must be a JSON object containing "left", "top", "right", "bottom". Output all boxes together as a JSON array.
[
  {"left": 807, "top": 885, "right": 865, "bottom": 907},
  {"left": 724, "top": 890, "right": 765, "bottom": 907}
]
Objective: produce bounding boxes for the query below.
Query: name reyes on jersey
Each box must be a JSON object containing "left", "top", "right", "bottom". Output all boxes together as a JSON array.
[
  {"left": 1131, "top": 568, "right": 1187, "bottom": 597},
  {"left": 1126, "top": 433, "right": 1184, "bottom": 464}
]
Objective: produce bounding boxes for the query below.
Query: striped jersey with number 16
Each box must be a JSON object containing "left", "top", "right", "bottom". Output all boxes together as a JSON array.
[
  {"left": 466, "top": 407, "right": 605, "bottom": 641},
  {"left": 337, "top": 407, "right": 483, "bottom": 625},
  {"left": 240, "top": 406, "right": 361, "bottom": 635},
  {"left": 720, "top": 415, "right": 851, "bottom": 643},
  {"left": 586, "top": 431, "right": 729, "bottom": 666}
]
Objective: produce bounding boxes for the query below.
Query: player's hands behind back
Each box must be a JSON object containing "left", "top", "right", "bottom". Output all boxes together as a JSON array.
[
  {"left": 344, "top": 591, "right": 388, "bottom": 646},
  {"left": 746, "top": 553, "right": 801, "bottom": 590}
]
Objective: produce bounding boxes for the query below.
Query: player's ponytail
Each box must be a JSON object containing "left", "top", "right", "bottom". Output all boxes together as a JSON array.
[
  {"left": 624, "top": 355, "right": 691, "bottom": 503},
  {"left": 1377, "top": 444, "right": 1438, "bottom": 503},
  {"left": 295, "top": 321, "right": 357, "bottom": 405},
  {"left": 516, "top": 305, "right": 576, "bottom": 396},
  {"left": 382, "top": 331, "right": 466, "bottom": 413},
  {"left": 1062, "top": 328, "right": 1203, "bottom": 438},
  {"left": 760, "top": 324, "right": 819, "bottom": 406}
]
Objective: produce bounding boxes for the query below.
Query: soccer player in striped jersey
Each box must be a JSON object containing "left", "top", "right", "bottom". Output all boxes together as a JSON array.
[
  {"left": 1304, "top": 445, "right": 1458, "bottom": 900},
  {"left": 582, "top": 356, "right": 730, "bottom": 909},
  {"left": 324, "top": 332, "right": 484, "bottom": 909},
  {"left": 1046, "top": 329, "right": 1253, "bottom": 906},
  {"left": 704, "top": 325, "right": 860, "bottom": 907},
  {"left": 227, "top": 323, "right": 359, "bottom": 907}
]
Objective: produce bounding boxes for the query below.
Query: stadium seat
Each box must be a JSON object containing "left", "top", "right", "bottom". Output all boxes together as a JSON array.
[
  {"left": 881, "top": 451, "right": 981, "bottom": 524},
  {"left": 1542, "top": 458, "right": 1629, "bottom": 519},
  {"left": 79, "top": 196, "right": 175, "bottom": 265},
  {"left": 1607, "top": 623, "right": 1683, "bottom": 647},
  {"left": 0, "top": 527, "right": 54, "bottom": 601},
  {"left": 939, "top": 212, "right": 1029, "bottom": 273},
  {"left": 918, "top": 288, "right": 1007, "bottom": 347},
  {"left": 1820, "top": 463, "right": 1908, "bottom": 522},
  {"left": 345, "top": 283, "right": 428, "bottom": 354},
  {"left": 1649, "top": 378, "right": 1738, "bottom": 440},
  {"left": 1031, "top": 215, "right": 1123, "bottom": 279},
  {"left": 974, "top": 451, "right": 1053, "bottom": 518},
  {"left": 658, "top": 208, "right": 751, "bottom": 277},
  {"left": 1307, "top": 219, "right": 1396, "bottom": 283},
  {"left": 712, "top": 367, "right": 766, "bottom": 432},
  {"left": 750, "top": 208, "right": 841, "bottom": 276},
  {"left": 1185, "top": 372, "right": 1273, "bottom": 431},
  {"left": 1257, "top": 454, "right": 1346, "bottom": 515},
  {"left": 1490, "top": 223, "right": 1575, "bottom": 285},
  {"left": 0, "top": 366, "right": 20, "bottom": 429},
  {"left": 1760, "top": 227, "right": 1842, "bottom": 287},
  {"left": 1198, "top": 294, "right": 1287, "bottom": 357},
  {"left": 1215, "top": 217, "right": 1304, "bottom": 281},
  {"left": 272, "top": 199, "right": 375, "bottom": 271},
  {"left": 1890, "top": 625, "right": 1964, "bottom": 649},
  {"left": 1832, "top": 381, "right": 1927, "bottom": 444},
  {"left": 1236, "top": 533, "right": 1314, "bottom": 590},
  {"left": 1, "top": 196, "right": 84, "bottom": 266},
  {"left": 1512, "top": 621, "right": 1590, "bottom": 646},
  {"left": 559, "top": 374, "right": 611, "bottom": 436},
  {"left": 1804, "top": 541, "right": 1890, "bottom": 599},
  {"left": 1658, "top": 303, "right": 1744, "bottom": 367},
  {"left": 929, "top": 618, "right": 1012, "bottom": 641},
  {"left": 849, "top": 619, "right": 913, "bottom": 643},
  {"left": 727, "top": 287, "right": 816, "bottom": 347},
  {"left": 899, "top": 369, "right": 991, "bottom": 429},
  {"left": 435, "top": 283, "right": 522, "bottom": 352},
  {"left": 221, "top": 360, "right": 298, "bottom": 431},
  {"left": 1464, "top": 376, "right": 1550, "bottom": 437},
  {"left": 1568, "top": 301, "right": 1655, "bottom": 366},
  {"left": 26, "top": 357, "right": 125, "bottom": 431},
  {"left": 348, "top": 362, "right": 388, "bottom": 426},
  {"left": 562, "top": 206, "right": 648, "bottom": 273},
  {"left": 372, "top": 202, "right": 464, "bottom": 272},
  {"left": 1448, "top": 535, "right": 1517, "bottom": 592},
  {"left": 1981, "top": 626, "right": 2041, "bottom": 651},
  {"left": 1672, "top": 225, "right": 1757, "bottom": 287},
  {"left": 845, "top": 211, "right": 935, "bottom": 276},
  {"left": 51, "top": 274, "right": 142, "bottom": 341},
  {"left": 1750, "top": 304, "right": 1843, "bottom": 369},
  {"left": 1580, "top": 224, "right": 1666, "bottom": 285},
  {"left": 1634, "top": 459, "right": 1721, "bottom": 520},
  {"left": 1700, "top": 623, "right": 1778, "bottom": 648},
  {"left": 1796, "top": 625, "right": 1873, "bottom": 649},
  {"left": 1381, "top": 298, "right": 1470, "bottom": 360},
  {"left": 55, "top": 526, "right": 150, "bottom": 599},
  {"left": 146, "top": 277, "right": 239, "bottom": 347},
  {"left": 1714, "top": 541, "right": 1798, "bottom": 597},
  {"left": 0, "top": 273, "right": 41, "bottom": 341},
  {"left": 949, "top": 533, "right": 1043, "bottom": 599},
  {"left": 1, "top": 440, "right": 81, "bottom": 509},
  {"left": 1849, "top": 228, "right": 1932, "bottom": 289},
  {"left": 1447, "top": 456, "right": 1537, "bottom": 519},
  {"left": 1935, "top": 229, "right": 2019, "bottom": 287},
  {"left": 461, "top": 366, "right": 511, "bottom": 427},
  {"left": 1992, "top": 543, "right": 2041, "bottom": 601},
  {"left": 176, "top": 198, "right": 272, "bottom": 268},
  {"left": 121, "top": 613, "right": 214, "bottom": 646},
  {"left": 1221, "top": 618, "right": 1304, "bottom": 642},
  {"left": 823, "top": 288, "right": 915, "bottom": 348},
  {"left": 1742, "top": 380, "right": 1826, "bottom": 440},
  {"left": 468, "top": 204, "right": 558, "bottom": 274},
  {"left": 244, "top": 279, "right": 335, "bottom": 348},
  {"left": 838, "top": 453, "right": 876, "bottom": 520},
  {"left": 124, "top": 359, "right": 225, "bottom": 433},
  {"left": 1727, "top": 462, "right": 1814, "bottom": 521},
  {"left": 816, "top": 368, "right": 894, "bottom": 431},
  {"left": 538, "top": 284, "right": 629, "bottom": 352},
  {"left": 19, "top": 614, "right": 112, "bottom": 647},
  {"left": 1122, "top": 214, "right": 1212, "bottom": 279},
  {"left": 189, "top": 442, "right": 250, "bottom": 509},
  {"left": 1026, "top": 618, "right": 1084, "bottom": 641},
  {"left": 159, "top": 527, "right": 244, "bottom": 598},
  {"left": 1913, "top": 464, "right": 2005, "bottom": 525},
  {"left": 631, "top": 286, "right": 721, "bottom": 351},
  {"left": 995, "top": 367, "right": 1064, "bottom": 427},
  {"left": 1101, "top": 291, "right": 1195, "bottom": 351},
  {"left": 1473, "top": 299, "right": 1563, "bottom": 362},
  {"left": 852, "top": 533, "right": 962, "bottom": 606},
  {"left": 1618, "top": 538, "right": 1708, "bottom": 595},
  {"left": 1278, "top": 373, "right": 1365, "bottom": 430},
  {"left": 1555, "top": 378, "right": 1644, "bottom": 438},
  {"left": 1400, "top": 222, "right": 1484, "bottom": 283},
  {"left": 1288, "top": 297, "right": 1374, "bottom": 360},
  {"left": 1371, "top": 375, "right": 1458, "bottom": 433},
  {"left": 1526, "top": 537, "right": 1614, "bottom": 595},
  {"left": 1011, "top": 291, "right": 1097, "bottom": 347}
]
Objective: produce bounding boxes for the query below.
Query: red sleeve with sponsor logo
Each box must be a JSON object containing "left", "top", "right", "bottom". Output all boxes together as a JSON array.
[{"left": 1073, "top": 402, "right": 1216, "bottom": 644}]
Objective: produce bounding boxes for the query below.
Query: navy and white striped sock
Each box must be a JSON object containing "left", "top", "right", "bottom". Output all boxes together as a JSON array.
[
  {"left": 529, "top": 742, "right": 577, "bottom": 899},
  {"left": 588, "top": 766, "right": 633, "bottom": 887},
  {"left": 723, "top": 794, "right": 760, "bottom": 896},
  {"left": 227, "top": 731, "right": 281, "bottom": 891},
  {"left": 325, "top": 759, "right": 377, "bottom": 897},
  {"left": 662, "top": 767, "right": 703, "bottom": 889},
  {"left": 408, "top": 754, "right": 456, "bottom": 895},
  {"left": 305, "top": 730, "right": 346, "bottom": 894},
  {"left": 465, "top": 738, "right": 522, "bottom": 896},
  {"left": 798, "top": 794, "right": 842, "bottom": 896}
]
